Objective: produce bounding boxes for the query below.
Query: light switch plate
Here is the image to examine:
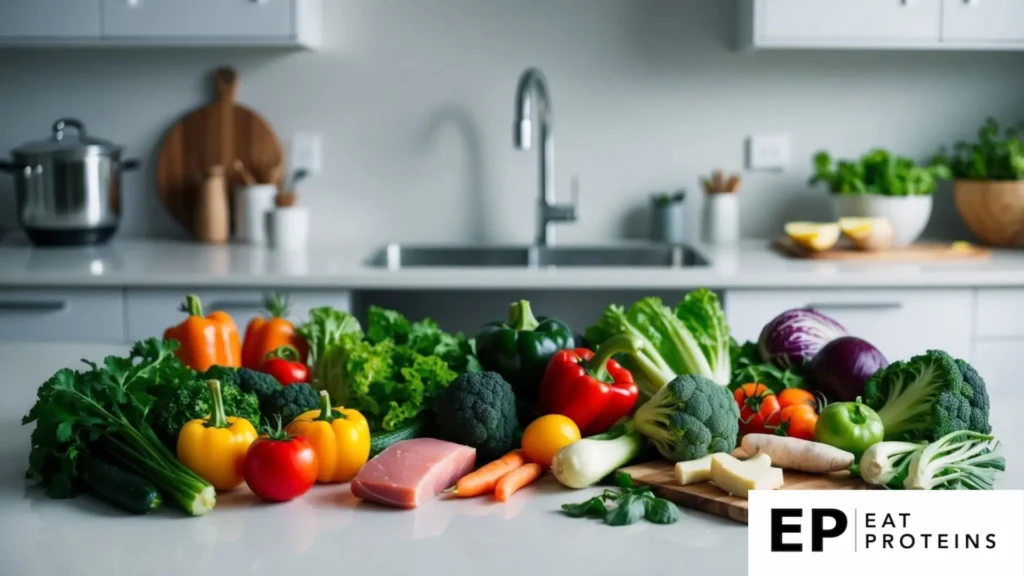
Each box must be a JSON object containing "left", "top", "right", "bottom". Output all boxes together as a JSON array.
[
  {"left": 747, "top": 134, "right": 791, "bottom": 171},
  {"left": 290, "top": 132, "right": 322, "bottom": 175}
]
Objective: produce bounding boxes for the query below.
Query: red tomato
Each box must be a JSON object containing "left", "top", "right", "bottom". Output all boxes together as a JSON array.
[
  {"left": 776, "top": 404, "right": 818, "bottom": 441},
  {"left": 733, "top": 383, "right": 781, "bottom": 435},
  {"left": 243, "top": 432, "right": 318, "bottom": 502}
]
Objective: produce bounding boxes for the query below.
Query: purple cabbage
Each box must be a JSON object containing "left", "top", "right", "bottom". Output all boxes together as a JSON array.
[
  {"left": 757, "top": 308, "right": 847, "bottom": 369},
  {"left": 807, "top": 336, "right": 889, "bottom": 402}
]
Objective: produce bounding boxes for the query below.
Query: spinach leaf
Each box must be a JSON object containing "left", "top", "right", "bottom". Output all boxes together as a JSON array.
[
  {"left": 604, "top": 494, "right": 647, "bottom": 526},
  {"left": 644, "top": 497, "right": 683, "bottom": 524},
  {"left": 561, "top": 474, "right": 682, "bottom": 527},
  {"left": 561, "top": 497, "right": 607, "bottom": 519}
]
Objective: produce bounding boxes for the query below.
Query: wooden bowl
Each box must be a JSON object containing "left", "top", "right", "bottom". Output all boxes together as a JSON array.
[{"left": 953, "top": 180, "right": 1024, "bottom": 246}]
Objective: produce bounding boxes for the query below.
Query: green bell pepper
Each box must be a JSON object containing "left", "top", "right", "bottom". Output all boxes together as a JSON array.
[
  {"left": 815, "top": 397, "right": 885, "bottom": 459},
  {"left": 474, "top": 300, "right": 575, "bottom": 405}
]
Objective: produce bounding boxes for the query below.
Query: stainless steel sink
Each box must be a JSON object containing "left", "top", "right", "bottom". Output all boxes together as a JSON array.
[{"left": 367, "top": 244, "right": 711, "bottom": 269}]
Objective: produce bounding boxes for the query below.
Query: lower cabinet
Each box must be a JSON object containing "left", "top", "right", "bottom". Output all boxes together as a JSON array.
[
  {"left": 0, "top": 289, "right": 124, "bottom": 343},
  {"left": 724, "top": 288, "right": 975, "bottom": 364},
  {"left": 124, "top": 289, "right": 351, "bottom": 343},
  {"left": 972, "top": 341, "right": 1020, "bottom": 400}
]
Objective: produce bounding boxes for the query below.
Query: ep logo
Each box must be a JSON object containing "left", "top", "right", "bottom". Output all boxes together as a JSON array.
[{"left": 770, "top": 508, "right": 848, "bottom": 552}]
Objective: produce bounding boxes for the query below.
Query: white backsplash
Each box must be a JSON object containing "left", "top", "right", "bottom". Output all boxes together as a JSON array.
[{"left": 2, "top": 0, "right": 1023, "bottom": 246}]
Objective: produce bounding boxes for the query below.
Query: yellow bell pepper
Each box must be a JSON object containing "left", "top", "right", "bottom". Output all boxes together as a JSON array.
[
  {"left": 286, "top": 390, "right": 370, "bottom": 483},
  {"left": 177, "top": 379, "right": 258, "bottom": 491}
]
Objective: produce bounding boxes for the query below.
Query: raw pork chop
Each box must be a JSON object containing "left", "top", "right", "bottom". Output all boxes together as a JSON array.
[{"left": 351, "top": 438, "right": 476, "bottom": 509}]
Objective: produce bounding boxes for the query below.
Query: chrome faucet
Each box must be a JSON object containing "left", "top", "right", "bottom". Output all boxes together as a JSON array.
[{"left": 514, "top": 67, "right": 578, "bottom": 247}]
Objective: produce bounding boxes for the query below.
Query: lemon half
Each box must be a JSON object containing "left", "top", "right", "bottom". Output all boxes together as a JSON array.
[
  {"left": 785, "top": 222, "right": 841, "bottom": 251},
  {"left": 838, "top": 217, "right": 894, "bottom": 251}
]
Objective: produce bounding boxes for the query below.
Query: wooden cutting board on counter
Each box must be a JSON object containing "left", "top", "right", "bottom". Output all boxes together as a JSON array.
[
  {"left": 773, "top": 237, "right": 991, "bottom": 261},
  {"left": 156, "top": 67, "right": 283, "bottom": 235},
  {"left": 618, "top": 461, "right": 871, "bottom": 524}
]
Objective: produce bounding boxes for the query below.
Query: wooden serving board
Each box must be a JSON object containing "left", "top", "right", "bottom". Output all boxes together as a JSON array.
[
  {"left": 774, "top": 237, "right": 990, "bottom": 261},
  {"left": 157, "top": 67, "right": 283, "bottom": 236},
  {"left": 619, "top": 461, "right": 872, "bottom": 524}
]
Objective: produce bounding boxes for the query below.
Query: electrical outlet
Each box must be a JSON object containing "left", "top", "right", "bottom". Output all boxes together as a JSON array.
[
  {"left": 290, "top": 132, "right": 322, "bottom": 175},
  {"left": 747, "top": 134, "right": 791, "bottom": 171}
]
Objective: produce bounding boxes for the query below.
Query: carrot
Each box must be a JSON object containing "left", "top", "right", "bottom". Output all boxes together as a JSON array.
[
  {"left": 495, "top": 463, "right": 543, "bottom": 502},
  {"left": 448, "top": 450, "right": 527, "bottom": 497}
]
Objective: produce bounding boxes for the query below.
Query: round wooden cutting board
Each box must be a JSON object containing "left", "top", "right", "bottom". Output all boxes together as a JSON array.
[{"left": 157, "top": 67, "right": 283, "bottom": 235}]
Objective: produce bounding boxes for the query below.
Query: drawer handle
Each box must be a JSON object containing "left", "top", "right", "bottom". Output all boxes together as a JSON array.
[
  {"left": 0, "top": 300, "right": 68, "bottom": 313},
  {"left": 206, "top": 300, "right": 263, "bottom": 311},
  {"left": 805, "top": 302, "right": 903, "bottom": 311}
]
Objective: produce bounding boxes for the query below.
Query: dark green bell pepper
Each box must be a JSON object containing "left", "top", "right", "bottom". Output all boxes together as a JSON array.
[{"left": 474, "top": 300, "right": 575, "bottom": 405}]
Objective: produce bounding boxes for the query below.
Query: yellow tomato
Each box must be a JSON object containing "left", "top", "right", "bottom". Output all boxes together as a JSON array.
[{"left": 521, "top": 414, "right": 581, "bottom": 468}]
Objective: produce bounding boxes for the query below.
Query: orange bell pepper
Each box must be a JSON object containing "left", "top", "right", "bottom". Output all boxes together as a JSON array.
[
  {"left": 164, "top": 294, "right": 242, "bottom": 372},
  {"left": 242, "top": 292, "right": 308, "bottom": 370}
]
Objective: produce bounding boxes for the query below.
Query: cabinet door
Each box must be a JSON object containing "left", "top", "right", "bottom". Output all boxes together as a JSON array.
[
  {"left": 0, "top": 0, "right": 101, "bottom": 39},
  {"left": 101, "top": 0, "right": 293, "bottom": 40},
  {"left": 972, "top": 341, "right": 1020, "bottom": 399},
  {"left": 0, "top": 289, "right": 124, "bottom": 343},
  {"left": 725, "top": 289, "right": 973, "bottom": 364},
  {"left": 942, "top": 0, "right": 1024, "bottom": 43},
  {"left": 125, "top": 289, "right": 351, "bottom": 343},
  {"left": 753, "top": 0, "right": 942, "bottom": 45}
]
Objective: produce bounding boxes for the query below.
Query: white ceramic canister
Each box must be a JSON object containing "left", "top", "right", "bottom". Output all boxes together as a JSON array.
[
  {"left": 233, "top": 184, "right": 277, "bottom": 245},
  {"left": 703, "top": 193, "right": 739, "bottom": 246},
  {"left": 265, "top": 206, "right": 310, "bottom": 251}
]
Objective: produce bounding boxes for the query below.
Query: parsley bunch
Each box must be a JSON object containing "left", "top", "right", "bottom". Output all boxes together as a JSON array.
[
  {"left": 560, "top": 472, "right": 682, "bottom": 527},
  {"left": 22, "top": 339, "right": 216, "bottom": 516}
]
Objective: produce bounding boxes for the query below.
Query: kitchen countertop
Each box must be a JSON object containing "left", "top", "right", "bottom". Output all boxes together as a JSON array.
[
  {"left": 0, "top": 342, "right": 1021, "bottom": 576},
  {"left": 2, "top": 237, "right": 1024, "bottom": 290}
]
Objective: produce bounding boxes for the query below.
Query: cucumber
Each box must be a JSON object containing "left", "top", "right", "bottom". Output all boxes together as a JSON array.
[
  {"left": 79, "top": 455, "right": 162, "bottom": 515},
  {"left": 370, "top": 415, "right": 432, "bottom": 457}
]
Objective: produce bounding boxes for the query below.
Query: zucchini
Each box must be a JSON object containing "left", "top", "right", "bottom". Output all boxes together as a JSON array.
[
  {"left": 370, "top": 415, "right": 432, "bottom": 457},
  {"left": 79, "top": 455, "right": 162, "bottom": 514}
]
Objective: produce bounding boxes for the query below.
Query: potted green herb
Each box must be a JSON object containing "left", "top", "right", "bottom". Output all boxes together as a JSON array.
[
  {"left": 809, "top": 148, "right": 949, "bottom": 246},
  {"left": 929, "top": 117, "right": 1024, "bottom": 246}
]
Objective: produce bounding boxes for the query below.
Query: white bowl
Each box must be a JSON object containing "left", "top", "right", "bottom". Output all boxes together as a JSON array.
[{"left": 831, "top": 194, "right": 933, "bottom": 247}]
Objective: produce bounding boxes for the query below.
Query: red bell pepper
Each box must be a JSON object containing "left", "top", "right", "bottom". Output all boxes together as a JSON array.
[
  {"left": 538, "top": 334, "right": 641, "bottom": 436},
  {"left": 261, "top": 345, "right": 310, "bottom": 386}
]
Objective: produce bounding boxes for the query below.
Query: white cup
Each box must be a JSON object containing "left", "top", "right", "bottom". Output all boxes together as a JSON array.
[
  {"left": 265, "top": 206, "right": 310, "bottom": 251},
  {"left": 234, "top": 184, "right": 277, "bottom": 245}
]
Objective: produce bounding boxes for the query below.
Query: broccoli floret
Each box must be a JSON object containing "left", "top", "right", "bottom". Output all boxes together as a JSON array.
[
  {"left": 434, "top": 372, "right": 519, "bottom": 463},
  {"left": 631, "top": 373, "right": 739, "bottom": 462},
  {"left": 863, "top": 350, "right": 991, "bottom": 443},
  {"left": 261, "top": 383, "right": 319, "bottom": 427},
  {"left": 202, "top": 365, "right": 240, "bottom": 389},
  {"left": 148, "top": 376, "right": 261, "bottom": 448},
  {"left": 955, "top": 358, "right": 992, "bottom": 434},
  {"left": 237, "top": 367, "right": 283, "bottom": 406}
]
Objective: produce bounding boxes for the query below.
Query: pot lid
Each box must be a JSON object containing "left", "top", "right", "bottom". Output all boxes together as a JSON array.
[{"left": 12, "top": 118, "right": 122, "bottom": 156}]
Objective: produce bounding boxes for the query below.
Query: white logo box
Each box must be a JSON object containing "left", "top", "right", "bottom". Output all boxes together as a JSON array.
[{"left": 748, "top": 490, "right": 1024, "bottom": 576}]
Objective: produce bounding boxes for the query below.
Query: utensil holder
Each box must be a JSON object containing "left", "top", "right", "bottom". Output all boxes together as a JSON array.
[
  {"left": 650, "top": 193, "right": 686, "bottom": 244},
  {"left": 703, "top": 193, "right": 739, "bottom": 246},
  {"left": 194, "top": 166, "right": 230, "bottom": 244},
  {"left": 233, "top": 184, "right": 276, "bottom": 245},
  {"left": 265, "top": 206, "right": 309, "bottom": 251}
]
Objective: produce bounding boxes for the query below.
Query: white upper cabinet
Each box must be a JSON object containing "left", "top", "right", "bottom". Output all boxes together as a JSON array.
[
  {"left": 0, "top": 0, "right": 320, "bottom": 48},
  {"left": 740, "top": 0, "right": 1024, "bottom": 49},
  {"left": 941, "top": 0, "right": 1024, "bottom": 44},
  {"left": 741, "top": 0, "right": 941, "bottom": 48},
  {"left": 101, "top": 0, "right": 319, "bottom": 47},
  {"left": 0, "top": 0, "right": 101, "bottom": 39}
]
